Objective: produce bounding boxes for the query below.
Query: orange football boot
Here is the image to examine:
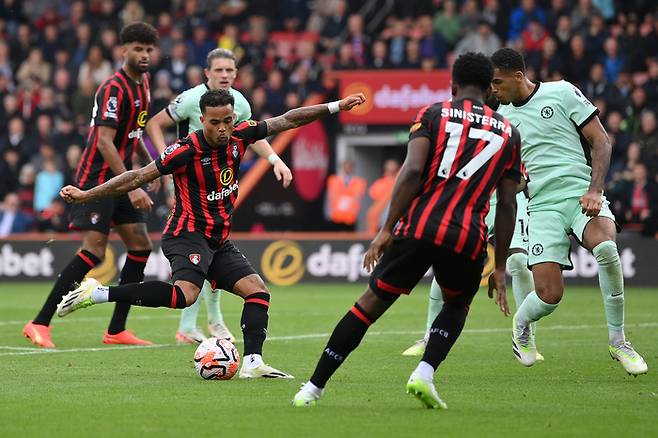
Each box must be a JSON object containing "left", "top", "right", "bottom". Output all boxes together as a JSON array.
[
  {"left": 102, "top": 330, "right": 153, "bottom": 345},
  {"left": 23, "top": 321, "right": 55, "bottom": 348}
]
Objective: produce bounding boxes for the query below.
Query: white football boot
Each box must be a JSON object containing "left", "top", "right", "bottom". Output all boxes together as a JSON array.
[
  {"left": 609, "top": 341, "right": 648, "bottom": 376},
  {"left": 292, "top": 382, "right": 324, "bottom": 407},
  {"left": 512, "top": 314, "right": 537, "bottom": 367}
]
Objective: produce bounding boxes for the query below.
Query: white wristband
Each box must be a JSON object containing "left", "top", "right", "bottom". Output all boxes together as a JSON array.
[
  {"left": 327, "top": 101, "right": 340, "bottom": 114},
  {"left": 267, "top": 153, "right": 281, "bottom": 165}
]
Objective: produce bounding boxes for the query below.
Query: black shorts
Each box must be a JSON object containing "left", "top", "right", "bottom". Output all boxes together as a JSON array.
[
  {"left": 369, "top": 238, "right": 484, "bottom": 302},
  {"left": 69, "top": 194, "right": 147, "bottom": 234},
  {"left": 162, "top": 232, "right": 257, "bottom": 290}
]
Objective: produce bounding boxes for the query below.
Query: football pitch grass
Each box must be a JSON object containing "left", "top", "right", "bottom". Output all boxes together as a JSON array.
[{"left": 1, "top": 283, "right": 656, "bottom": 437}]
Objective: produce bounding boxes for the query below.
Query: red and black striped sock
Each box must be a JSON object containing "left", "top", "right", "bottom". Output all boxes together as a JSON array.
[
  {"left": 108, "top": 281, "right": 187, "bottom": 309},
  {"left": 241, "top": 292, "right": 270, "bottom": 355},
  {"left": 421, "top": 302, "right": 470, "bottom": 369},
  {"left": 309, "top": 303, "right": 373, "bottom": 389},
  {"left": 107, "top": 250, "right": 151, "bottom": 335},
  {"left": 33, "top": 250, "right": 101, "bottom": 326}
]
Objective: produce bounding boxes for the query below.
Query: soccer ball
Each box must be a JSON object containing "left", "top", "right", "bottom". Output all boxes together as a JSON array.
[{"left": 193, "top": 337, "right": 240, "bottom": 380}]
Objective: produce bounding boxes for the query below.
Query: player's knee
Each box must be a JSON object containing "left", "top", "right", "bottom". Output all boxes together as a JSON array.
[
  {"left": 82, "top": 246, "right": 105, "bottom": 263},
  {"left": 243, "top": 291, "right": 271, "bottom": 309},
  {"left": 506, "top": 252, "right": 528, "bottom": 275},
  {"left": 175, "top": 282, "right": 201, "bottom": 307},
  {"left": 592, "top": 240, "right": 619, "bottom": 266},
  {"left": 534, "top": 283, "right": 562, "bottom": 304}
]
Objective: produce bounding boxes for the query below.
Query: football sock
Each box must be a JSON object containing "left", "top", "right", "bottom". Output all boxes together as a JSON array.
[
  {"left": 421, "top": 302, "right": 470, "bottom": 369},
  {"left": 108, "top": 250, "right": 150, "bottom": 335},
  {"left": 515, "top": 291, "right": 558, "bottom": 325},
  {"left": 506, "top": 252, "right": 537, "bottom": 334},
  {"left": 413, "top": 361, "right": 435, "bottom": 382},
  {"left": 178, "top": 281, "right": 205, "bottom": 332},
  {"left": 33, "top": 250, "right": 101, "bottom": 326},
  {"left": 205, "top": 284, "right": 224, "bottom": 325},
  {"left": 309, "top": 304, "right": 373, "bottom": 389},
  {"left": 241, "top": 292, "right": 270, "bottom": 355},
  {"left": 108, "top": 281, "right": 187, "bottom": 309},
  {"left": 592, "top": 241, "right": 625, "bottom": 341},
  {"left": 425, "top": 279, "right": 443, "bottom": 338}
]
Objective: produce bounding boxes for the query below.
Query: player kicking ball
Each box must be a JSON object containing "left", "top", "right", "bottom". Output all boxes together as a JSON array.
[
  {"left": 57, "top": 89, "right": 365, "bottom": 379},
  {"left": 489, "top": 48, "right": 647, "bottom": 375},
  {"left": 402, "top": 190, "right": 544, "bottom": 363},
  {"left": 293, "top": 53, "right": 522, "bottom": 408}
]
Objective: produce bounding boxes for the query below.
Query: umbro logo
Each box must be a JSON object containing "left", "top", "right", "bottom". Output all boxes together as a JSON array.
[
  {"left": 201, "top": 157, "right": 212, "bottom": 166},
  {"left": 134, "top": 99, "right": 140, "bottom": 107}
]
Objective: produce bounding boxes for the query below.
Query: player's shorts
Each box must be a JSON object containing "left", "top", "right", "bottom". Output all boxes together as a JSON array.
[
  {"left": 69, "top": 194, "right": 147, "bottom": 234},
  {"left": 161, "top": 231, "right": 257, "bottom": 290},
  {"left": 369, "top": 238, "right": 484, "bottom": 303},
  {"left": 485, "top": 194, "right": 529, "bottom": 251},
  {"left": 527, "top": 195, "right": 616, "bottom": 269}
]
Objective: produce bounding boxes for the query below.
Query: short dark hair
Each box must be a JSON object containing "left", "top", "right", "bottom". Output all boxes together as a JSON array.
[
  {"left": 120, "top": 22, "right": 158, "bottom": 45},
  {"left": 491, "top": 48, "right": 526, "bottom": 73},
  {"left": 452, "top": 52, "right": 494, "bottom": 92},
  {"left": 199, "top": 89, "right": 235, "bottom": 114},
  {"left": 206, "top": 48, "right": 236, "bottom": 69}
]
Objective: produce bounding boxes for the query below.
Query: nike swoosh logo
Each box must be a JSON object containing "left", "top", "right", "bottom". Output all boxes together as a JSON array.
[
  {"left": 611, "top": 291, "right": 623, "bottom": 297},
  {"left": 514, "top": 123, "right": 521, "bottom": 128}
]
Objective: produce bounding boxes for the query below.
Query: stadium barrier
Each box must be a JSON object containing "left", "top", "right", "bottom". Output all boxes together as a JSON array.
[{"left": 0, "top": 232, "right": 656, "bottom": 286}]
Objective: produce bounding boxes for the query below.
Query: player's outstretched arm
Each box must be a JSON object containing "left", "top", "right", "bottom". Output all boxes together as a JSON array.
[
  {"left": 60, "top": 162, "right": 162, "bottom": 204},
  {"left": 488, "top": 177, "right": 518, "bottom": 316},
  {"left": 249, "top": 138, "right": 293, "bottom": 188},
  {"left": 363, "top": 136, "right": 430, "bottom": 272},
  {"left": 580, "top": 116, "right": 611, "bottom": 217},
  {"left": 264, "top": 93, "right": 366, "bottom": 136}
]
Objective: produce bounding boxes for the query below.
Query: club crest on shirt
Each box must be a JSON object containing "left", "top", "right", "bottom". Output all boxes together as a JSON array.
[
  {"left": 189, "top": 253, "right": 201, "bottom": 265},
  {"left": 247, "top": 120, "right": 257, "bottom": 126},
  {"left": 531, "top": 244, "right": 544, "bottom": 256},
  {"left": 134, "top": 99, "right": 140, "bottom": 107},
  {"left": 410, "top": 122, "right": 421, "bottom": 133},
  {"left": 90, "top": 212, "right": 100, "bottom": 225},
  {"left": 540, "top": 106, "right": 554, "bottom": 119},
  {"left": 232, "top": 144, "right": 239, "bottom": 158}
]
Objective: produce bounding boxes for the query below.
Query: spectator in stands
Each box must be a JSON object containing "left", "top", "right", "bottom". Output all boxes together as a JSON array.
[
  {"left": 162, "top": 41, "right": 189, "bottom": 92},
  {"left": 606, "top": 111, "right": 631, "bottom": 172},
  {"left": 16, "top": 48, "right": 51, "bottom": 87},
  {"left": 77, "top": 45, "right": 113, "bottom": 88},
  {"left": 536, "top": 37, "right": 564, "bottom": 80},
  {"left": 368, "top": 39, "right": 391, "bottom": 69},
  {"left": 455, "top": 19, "right": 501, "bottom": 57},
  {"left": 17, "top": 163, "right": 35, "bottom": 217},
  {"left": 9, "top": 23, "right": 31, "bottom": 68},
  {"left": 99, "top": 28, "right": 119, "bottom": 61},
  {"left": 602, "top": 36, "right": 625, "bottom": 84},
  {"left": 366, "top": 159, "right": 400, "bottom": 235},
  {"left": 0, "top": 192, "right": 33, "bottom": 237},
  {"left": 0, "top": 149, "right": 21, "bottom": 200},
  {"left": 637, "top": 110, "right": 658, "bottom": 172},
  {"left": 187, "top": 26, "right": 216, "bottom": 68},
  {"left": 387, "top": 18, "right": 408, "bottom": 68},
  {"left": 585, "top": 14, "right": 607, "bottom": 61},
  {"left": 0, "top": 42, "right": 14, "bottom": 85},
  {"left": 35, "top": 198, "right": 68, "bottom": 233},
  {"left": 63, "top": 144, "right": 82, "bottom": 187},
  {"left": 625, "top": 87, "right": 649, "bottom": 137},
  {"left": 508, "top": 0, "right": 546, "bottom": 42},
  {"left": 264, "top": 69, "right": 287, "bottom": 115},
  {"left": 616, "top": 163, "right": 658, "bottom": 236},
  {"left": 416, "top": 15, "right": 447, "bottom": 68},
  {"left": 553, "top": 14, "right": 573, "bottom": 57},
  {"left": 71, "top": 22, "right": 92, "bottom": 68},
  {"left": 460, "top": 0, "right": 482, "bottom": 33},
  {"left": 399, "top": 39, "right": 422, "bottom": 69},
  {"left": 2, "top": 116, "right": 37, "bottom": 163},
  {"left": 482, "top": 0, "right": 508, "bottom": 42},
  {"left": 33, "top": 159, "right": 63, "bottom": 213},
  {"left": 51, "top": 116, "right": 84, "bottom": 155},
  {"left": 71, "top": 76, "right": 95, "bottom": 126},
  {"left": 564, "top": 34, "right": 592, "bottom": 87},
  {"left": 346, "top": 14, "right": 369, "bottom": 67},
  {"left": 319, "top": 0, "right": 347, "bottom": 51},
  {"left": 571, "top": 0, "right": 599, "bottom": 33},
  {"left": 326, "top": 160, "right": 366, "bottom": 232},
  {"left": 40, "top": 24, "right": 61, "bottom": 65}
]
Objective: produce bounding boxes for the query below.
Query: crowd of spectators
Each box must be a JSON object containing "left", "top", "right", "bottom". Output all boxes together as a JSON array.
[{"left": 0, "top": 0, "right": 657, "bottom": 236}]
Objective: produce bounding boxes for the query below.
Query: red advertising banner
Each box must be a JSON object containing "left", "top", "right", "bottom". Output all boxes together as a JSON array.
[
  {"left": 291, "top": 121, "right": 329, "bottom": 202},
  {"left": 337, "top": 70, "right": 452, "bottom": 125}
]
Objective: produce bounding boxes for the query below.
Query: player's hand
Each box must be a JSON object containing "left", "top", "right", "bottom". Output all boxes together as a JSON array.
[
  {"left": 273, "top": 160, "right": 293, "bottom": 188},
  {"left": 487, "top": 268, "right": 510, "bottom": 316},
  {"left": 147, "top": 177, "right": 161, "bottom": 194},
  {"left": 128, "top": 188, "right": 153, "bottom": 212},
  {"left": 579, "top": 190, "right": 602, "bottom": 217},
  {"left": 59, "top": 185, "right": 88, "bottom": 204},
  {"left": 363, "top": 230, "right": 392, "bottom": 273},
  {"left": 339, "top": 93, "right": 366, "bottom": 111}
]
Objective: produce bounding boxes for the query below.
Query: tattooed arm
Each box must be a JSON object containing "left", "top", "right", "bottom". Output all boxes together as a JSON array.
[
  {"left": 579, "top": 115, "right": 611, "bottom": 217},
  {"left": 60, "top": 162, "right": 162, "bottom": 204},
  {"left": 264, "top": 93, "right": 365, "bottom": 136}
]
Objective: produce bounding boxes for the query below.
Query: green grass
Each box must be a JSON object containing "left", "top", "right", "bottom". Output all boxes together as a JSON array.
[{"left": 1, "top": 283, "right": 656, "bottom": 437}]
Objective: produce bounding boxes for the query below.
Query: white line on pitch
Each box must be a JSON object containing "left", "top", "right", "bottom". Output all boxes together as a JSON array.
[{"left": 1, "top": 321, "right": 656, "bottom": 357}]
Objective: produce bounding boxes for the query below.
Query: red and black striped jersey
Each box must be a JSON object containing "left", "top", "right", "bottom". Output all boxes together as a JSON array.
[
  {"left": 394, "top": 98, "right": 522, "bottom": 260},
  {"left": 75, "top": 69, "right": 151, "bottom": 189},
  {"left": 155, "top": 121, "right": 268, "bottom": 242}
]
